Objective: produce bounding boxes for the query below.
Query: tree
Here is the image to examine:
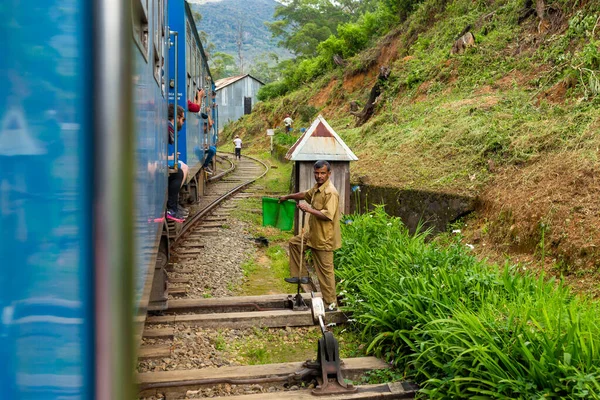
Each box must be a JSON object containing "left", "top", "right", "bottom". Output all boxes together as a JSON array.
[
  {"left": 266, "top": 0, "right": 374, "bottom": 57},
  {"left": 249, "top": 53, "right": 283, "bottom": 84},
  {"left": 192, "top": 10, "right": 215, "bottom": 58},
  {"left": 209, "top": 52, "right": 239, "bottom": 80},
  {"left": 236, "top": 18, "right": 245, "bottom": 74}
]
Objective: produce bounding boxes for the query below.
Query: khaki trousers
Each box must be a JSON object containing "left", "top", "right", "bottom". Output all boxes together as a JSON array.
[{"left": 288, "top": 235, "right": 337, "bottom": 306}]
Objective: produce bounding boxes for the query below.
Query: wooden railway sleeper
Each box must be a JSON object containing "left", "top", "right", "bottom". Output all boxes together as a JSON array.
[{"left": 139, "top": 368, "right": 315, "bottom": 390}]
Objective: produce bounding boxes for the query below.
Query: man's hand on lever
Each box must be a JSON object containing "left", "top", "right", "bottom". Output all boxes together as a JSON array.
[{"left": 297, "top": 202, "right": 310, "bottom": 213}]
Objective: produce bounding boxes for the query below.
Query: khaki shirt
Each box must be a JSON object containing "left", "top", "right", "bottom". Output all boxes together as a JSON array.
[{"left": 304, "top": 179, "right": 341, "bottom": 251}]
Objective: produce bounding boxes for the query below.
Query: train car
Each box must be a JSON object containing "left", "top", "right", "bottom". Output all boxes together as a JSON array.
[
  {"left": 0, "top": 0, "right": 216, "bottom": 397},
  {"left": 167, "top": 0, "right": 218, "bottom": 204}
]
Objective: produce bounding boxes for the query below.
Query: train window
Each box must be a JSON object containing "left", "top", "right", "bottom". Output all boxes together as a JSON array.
[
  {"left": 132, "top": 0, "right": 149, "bottom": 62},
  {"left": 196, "top": 48, "right": 202, "bottom": 86},
  {"left": 153, "top": 48, "right": 161, "bottom": 86},
  {"left": 158, "top": 0, "right": 166, "bottom": 96},
  {"left": 154, "top": 0, "right": 162, "bottom": 49}
]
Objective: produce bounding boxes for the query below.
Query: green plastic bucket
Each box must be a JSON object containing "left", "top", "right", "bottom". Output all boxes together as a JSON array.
[{"left": 262, "top": 197, "right": 296, "bottom": 231}]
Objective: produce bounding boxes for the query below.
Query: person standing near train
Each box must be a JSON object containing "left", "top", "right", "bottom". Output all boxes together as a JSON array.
[
  {"left": 233, "top": 135, "right": 242, "bottom": 161},
  {"left": 279, "top": 160, "right": 340, "bottom": 311}
]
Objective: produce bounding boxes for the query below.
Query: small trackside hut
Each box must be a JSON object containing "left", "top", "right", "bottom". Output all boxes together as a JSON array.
[{"left": 285, "top": 115, "right": 358, "bottom": 234}]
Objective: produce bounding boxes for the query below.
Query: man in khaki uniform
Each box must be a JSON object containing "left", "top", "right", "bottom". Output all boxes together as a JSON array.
[{"left": 279, "top": 160, "right": 341, "bottom": 311}]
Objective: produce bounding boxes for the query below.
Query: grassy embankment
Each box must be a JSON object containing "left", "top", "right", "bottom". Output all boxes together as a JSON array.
[
  {"left": 338, "top": 209, "right": 600, "bottom": 398},
  {"left": 220, "top": 0, "right": 600, "bottom": 291}
]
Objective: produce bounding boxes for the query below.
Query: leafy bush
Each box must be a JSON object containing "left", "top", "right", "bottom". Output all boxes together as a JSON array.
[
  {"left": 337, "top": 22, "right": 369, "bottom": 56},
  {"left": 297, "top": 104, "right": 318, "bottom": 122},
  {"left": 257, "top": 81, "right": 290, "bottom": 101},
  {"left": 273, "top": 132, "right": 298, "bottom": 147},
  {"left": 336, "top": 208, "right": 600, "bottom": 398}
]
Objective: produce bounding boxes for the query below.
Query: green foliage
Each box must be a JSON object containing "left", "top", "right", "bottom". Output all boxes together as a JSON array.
[
  {"left": 382, "top": 0, "right": 426, "bottom": 21},
  {"left": 337, "top": 22, "right": 369, "bottom": 55},
  {"left": 209, "top": 52, "right": 239, "bottom": 80},
  {"left": 189, "top": 0, "right": 291, "bottom": 66},
  {"left": 287, "top": 22, "right": 334, "bottom": 57},
  {"left": 297, "top": 104, "right": 319, "bottom": 122},
  {"left": 273, "top": 132, "right": 298, "bottom": 147},
  {"left": 258, "top": 81, "right": 290, "bottom": 101},
  {"left": 248, "top": 52, "right": 284, "bottom": 84},
  {"left": 335, "top": 209, "right": 600, "bottom": 398},
  {"left": 267, "top": 0, "right": 354, "bottom": 57},
  {"left": 259, "top": 0, "right": 401, "bottom": 97}
]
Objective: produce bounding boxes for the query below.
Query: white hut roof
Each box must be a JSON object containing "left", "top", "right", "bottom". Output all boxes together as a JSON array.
[{"left": 285, "top": 115, "right": 358, "bottom": 161}]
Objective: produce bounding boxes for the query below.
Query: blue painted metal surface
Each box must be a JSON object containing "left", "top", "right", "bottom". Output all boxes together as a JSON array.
[
  {"left": 0, "top": 0, "right": 94, "bottom": 397},
  {"left": 168, "top": 0, "right": 217, "bottom": 173},
  {"left": 132, "top": 0, "right": 169, "bottom": 311},
  {"left": 0, "top": 0, "right": 214, "bottom": 394},
  {"left": 168, "top": 0, "right": 188, "bottom": 164}
]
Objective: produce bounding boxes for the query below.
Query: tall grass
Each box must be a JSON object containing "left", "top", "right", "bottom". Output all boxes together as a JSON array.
[{"left": 336, "top": 208, "right": 600, "bottom": 398}]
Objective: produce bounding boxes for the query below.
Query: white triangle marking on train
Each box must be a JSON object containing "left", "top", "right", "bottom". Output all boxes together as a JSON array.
[{"left": 0, "top": 106, "right": 45, "bottom": 156}]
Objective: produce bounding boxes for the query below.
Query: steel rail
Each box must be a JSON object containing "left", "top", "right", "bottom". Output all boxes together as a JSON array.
[
  {"left": 208, "top": 154, "right": 234, "bottom": 182},
  {"left": 174, "top": 153, "right": 268, "bottom": 244}
]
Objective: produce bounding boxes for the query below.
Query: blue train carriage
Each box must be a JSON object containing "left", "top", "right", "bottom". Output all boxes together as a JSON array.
[
  {"left": 168, "top": 0, "right": 218, "bottom": 204},
  {"left": 0, "top": 0, "right": 172, "bottom": 397},
  {"left": 131, "top": 0, "right": 174, "bottom": 320}
]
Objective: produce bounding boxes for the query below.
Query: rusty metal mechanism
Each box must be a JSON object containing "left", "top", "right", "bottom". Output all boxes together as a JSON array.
[
  {"left": 287, "top": 293, "right": 309, "bottom": 311},
  {"left": 305, "top": 295, "right": 357, "bottom": 396}
]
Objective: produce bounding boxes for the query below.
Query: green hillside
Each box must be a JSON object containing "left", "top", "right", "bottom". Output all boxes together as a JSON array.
[
  {"left": 189, "top": 0, "right": 291, "bottom": 66},
  {"left": 215, "top": 1, "right": 600, "bottom": 396},
  {"left": 221, "top": 0, "right": 600, "bottom": 294}
]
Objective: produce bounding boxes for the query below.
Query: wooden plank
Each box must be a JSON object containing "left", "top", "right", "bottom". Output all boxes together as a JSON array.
[
  {"left": 146, "top": 315, "right": 176, "bottom": 324},
  {"left": 197, "top": 223, "right": 223, "bottom": 228},
  {"left": 169, "top": 286, "right": 187, "bottom": 295},
  {"left": 138, "top": 345, "right": 171, "bottom": 360},
  {"left": 177, "top": 249, "right": 204, "bottom": 255},
  {"left": 167, "top": 293, "right": 320, "bottom": 312},
  {"left": 191, "top": 383, "right": 416, "bottom": 400},
  {"left": 170, "top": 267, "right": 193, "bottom": 274},
  {"left": 143, "top": 327, "right": 175, "bottom": 339},
  {"left": 189, "top": 229, "right": 220, "bottom": 236},
  {"left": 180, "top": 243, "right": 205, "bottom": 248},
  {"left": 168, "top": 309, "right": 346, "bottom": 329},
  {"left": 138, "top": 357, "right": 388, "bottom": 386},
  {"left": 169, "top": 277, "right": 190, "bottom": 284},
  {"left": 204, "top": 217, "right": 227, "bottom": 222}
]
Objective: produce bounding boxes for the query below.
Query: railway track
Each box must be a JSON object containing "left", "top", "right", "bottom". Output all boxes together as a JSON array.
[{"left": 138, "top": 154, "right": 417, "bottom": 399}]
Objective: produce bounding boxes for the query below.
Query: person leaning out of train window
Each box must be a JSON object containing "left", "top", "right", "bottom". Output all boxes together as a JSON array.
[
  {"left": 192, "top": 143, "right": 216, "bottom": 176},
  {"left": 206, "top": 107, "right": 214, "bottom": 130},
  {"left": 187, "top": 88, "right": 205, "bottom": 113},
  {"left": 167, "top": 104, "right": 190, "bottom": 191}
]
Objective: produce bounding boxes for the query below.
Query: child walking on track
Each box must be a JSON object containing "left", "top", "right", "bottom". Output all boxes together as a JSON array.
[{"left": 233, "top": 135, "right": 242, "bottom": 160}]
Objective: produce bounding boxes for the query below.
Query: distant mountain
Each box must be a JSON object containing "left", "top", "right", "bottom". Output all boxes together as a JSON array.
[{"left": 188, "top": 0, "right": 291, "bottom": 66}]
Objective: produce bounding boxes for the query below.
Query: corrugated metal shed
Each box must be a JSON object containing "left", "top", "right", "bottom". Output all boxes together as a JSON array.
[
  {"left": 215, "top": 74, "right": 264, "bottom": 130},
  {"left": 285, "top": 115, "right": 358, "bottom": 161}
]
